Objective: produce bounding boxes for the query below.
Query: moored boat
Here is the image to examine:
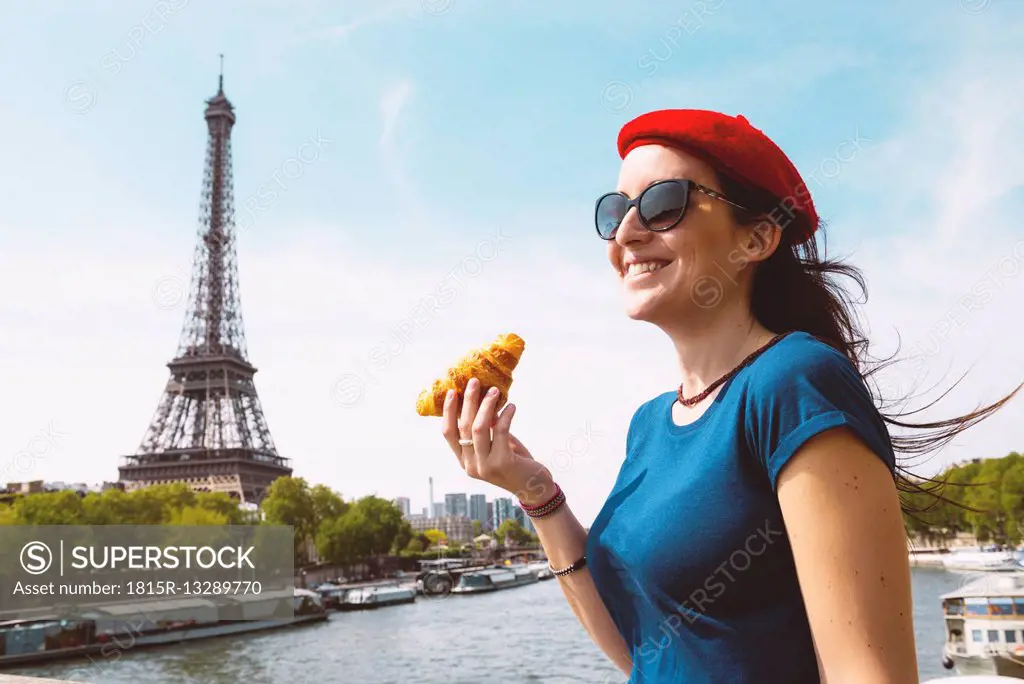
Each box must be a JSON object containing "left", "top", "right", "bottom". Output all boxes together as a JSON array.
[
  {"left": 910, "top": 548, "right": 951, "bottom": 567},
  {"left": 942, "top": 548, "right": 1023, "bottom": 573},
  {"left": 0, "top": 588, "right": 327, "bottom": 669},
  {"left": 940, "top": 572, "right": 1024, "bottom": 677},
  {"left": 313, "top": 582, "right": 351, "bottom": 611},
  {"left": 337, "top": 585, "right": 417, "bottom": 611},
  {"left": 450, "top": 565, "right": 539, "bottom": 595},
  {"left": 527, "top": 561, "right": 554, "bottom": 580}
]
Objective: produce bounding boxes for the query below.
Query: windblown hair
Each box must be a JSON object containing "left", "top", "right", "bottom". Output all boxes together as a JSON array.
[{"left": 715, "top": 172, "right": 1022, "bottom": 515}]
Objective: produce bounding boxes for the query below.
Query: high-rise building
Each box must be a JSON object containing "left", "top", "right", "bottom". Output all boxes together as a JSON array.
[
  {"left": 422, "top": 507, "right": 429, "bottom": 517},
  {"left": 512, "top": 505, "right": 526, "bottom": 527},
  {"left": 520, "top": 511, "right": 536, "bottom": 535},
  {"left": 429, "top": 476, "right": 435, "bottom": 518},
  {"left": 432, "top": 502, "right": 445, "bottom": 518},
  {"left": 445, "top": 493, "right": 468, "bottom": 519},
  {"left": 486, "top": 501, "right": 494, "bottom": 530},
  {"left": 395, "top": 497, "right": 411, "bottom": 518},
  {"left": 469, "top": 494, "right": 487, "bottom": 526},
  {"left": 494, "top": 497, "right": 514, "bottom": 530}
]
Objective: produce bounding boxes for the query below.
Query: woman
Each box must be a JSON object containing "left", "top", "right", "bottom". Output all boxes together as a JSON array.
[{"left": 439, "top": 109, "right": 1016, "bottom": 683}]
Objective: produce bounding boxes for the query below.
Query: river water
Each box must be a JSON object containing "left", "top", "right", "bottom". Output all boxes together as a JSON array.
[{"left": 9, "top": 568, "right": 965, "bottom": 683}]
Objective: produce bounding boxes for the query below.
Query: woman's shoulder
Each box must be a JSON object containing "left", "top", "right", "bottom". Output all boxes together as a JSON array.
[
  {"left": 747, "top": 331, "right": 858, "bottom": 387},
  {"left": 629, "top": 390, "right": 676, "bottom": 426}
]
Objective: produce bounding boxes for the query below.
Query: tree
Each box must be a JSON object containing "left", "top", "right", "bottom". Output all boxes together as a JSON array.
[
  {"left": 392, "top": 520, "right": 414, "bottom": 554},
  {"left": 1000, "top": 459, "right": 1024, "bottom": 544},
  {"left": 310, "top": 485, "right": 349, "bottom": 530},
  {"left": 497, "top": 519, "right": 533, "bottom": 546},
  {"left": 471, "top": 520, "right": 482, "bottom": 537},
  {"left": 195, "top": 492, "right": 245, "bottom": 525},
  {"left": 317, "top": 508, "right": 373, "bottom": 567},
  {"left": 166, "top": 506, "right": 229, "bottom": 526},
  {"left": 15, "top": 491, "right": 85, "bottom": 525},
  {"left": 902, "top": 453, "right": 1024, "bottom": 546},
  {"left": 0, "top": 505, "right": 19, "bottom": 525},
  {"left": 260, "top": 477, "right": 316, "bottom": 563},
  {"left": 423, "top": 529, "right": 448, "bottom": 547},
  {"left": 350, "top": 495, "right": 405, "bottom": 556}
]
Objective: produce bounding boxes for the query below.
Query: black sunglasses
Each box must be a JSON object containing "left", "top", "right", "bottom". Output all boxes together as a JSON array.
[{"left": 594, "top": 179, "right": 751, "bottom": 240}]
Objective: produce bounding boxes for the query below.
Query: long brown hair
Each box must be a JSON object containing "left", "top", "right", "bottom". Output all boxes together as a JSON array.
[{"left": 716, "top": 172, "right": 1022, "bottom": 512}]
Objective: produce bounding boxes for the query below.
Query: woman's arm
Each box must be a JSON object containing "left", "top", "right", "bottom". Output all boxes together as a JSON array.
[
  {"left": 526, "top": 482, "right": 634, "bottom": 677},
  {"left": 441, "top": 380, "right": 633, "bottom": 677},
  {"left": 776, "top": 426, "right": 918, "bottom": 684}
]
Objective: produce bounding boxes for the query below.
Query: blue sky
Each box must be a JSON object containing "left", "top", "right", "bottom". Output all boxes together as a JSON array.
[{"left": 1, "top": 0, "right": 1022, "bottom": 523}]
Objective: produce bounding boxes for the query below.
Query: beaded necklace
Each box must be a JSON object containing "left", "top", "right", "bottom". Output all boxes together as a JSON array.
[{"left": 676, "top": 333, "right": 788, "bottom": 408}]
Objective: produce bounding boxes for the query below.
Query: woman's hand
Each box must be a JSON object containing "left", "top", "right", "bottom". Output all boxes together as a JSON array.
[{"left": 441, "top": 377, "right": 555, "bottom": 506}]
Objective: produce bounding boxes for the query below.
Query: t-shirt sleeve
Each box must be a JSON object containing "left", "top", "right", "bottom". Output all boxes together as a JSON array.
[{"left": 743, "top": 339, "right": 896, "bottom": 490}]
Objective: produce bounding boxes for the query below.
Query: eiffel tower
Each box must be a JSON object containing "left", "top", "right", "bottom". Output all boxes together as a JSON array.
[{"left": 119, "top": 63, "right": 291, "bottom": 503}]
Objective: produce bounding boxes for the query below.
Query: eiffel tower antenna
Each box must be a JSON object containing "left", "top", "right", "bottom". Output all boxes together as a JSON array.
[
  {"left": 218, "top": 53, "right": 224, "bottom": 92},
  {"left": 119, "top": 70, "right": 291, "bottom": 503}
]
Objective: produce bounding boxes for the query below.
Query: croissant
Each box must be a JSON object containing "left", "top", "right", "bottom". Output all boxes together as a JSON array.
[{"left": 415, "top": 333, "right": 526, "bottom": 417}]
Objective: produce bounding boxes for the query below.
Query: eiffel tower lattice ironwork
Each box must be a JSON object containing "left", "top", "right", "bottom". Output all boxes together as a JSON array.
[{"left": 119, "top": 66, "right": 291, "bottom": 503}]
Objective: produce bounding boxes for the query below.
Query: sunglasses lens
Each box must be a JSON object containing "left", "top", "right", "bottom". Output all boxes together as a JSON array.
[
  {"left": 595, "top": 194, "right": 628, "bottom": 239},
  {"left": 639, "top": 181, "right": 689, "bottom": 230}
]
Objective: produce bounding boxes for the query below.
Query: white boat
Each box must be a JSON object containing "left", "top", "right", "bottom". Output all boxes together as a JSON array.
[
  {"left": 450, "top": 566, "right": 539, "bottom": 594},
  {"left": 0, "top": 588, "right": 327, "bottom": 669},
  {"left": 940, "top": 572, "right": 1024, "bottom": 677},
  {"left": 942, "top": 548, "right": 1023, "bottom": 572},
  {"left": 337, "top": 585, "right": 416, "bottom": 611},
  {"left": 911, "top": 548, "right": 952, "bottom": 567},
  {"left": 527, "top": 561, "right": 554, "bottom": 580}
]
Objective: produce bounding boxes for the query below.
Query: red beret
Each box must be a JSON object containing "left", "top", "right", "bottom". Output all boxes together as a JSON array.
[{"left": 617, "top": 109, "right": 818, "bottom": 244}]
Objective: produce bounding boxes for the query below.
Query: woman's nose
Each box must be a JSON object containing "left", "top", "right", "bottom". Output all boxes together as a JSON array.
[{"left": 614, "top": 207, "right": 649, "bottom": 246}]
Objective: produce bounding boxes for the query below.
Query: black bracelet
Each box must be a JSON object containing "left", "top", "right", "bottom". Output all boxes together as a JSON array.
[{"left": 550, "top": 555, "right": 587, "bottom": 578}]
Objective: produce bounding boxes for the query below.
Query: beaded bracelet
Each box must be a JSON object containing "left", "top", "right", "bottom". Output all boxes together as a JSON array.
[
  {"left": 518, "top": 484, "right": 565, "bottom": 519},
  {"left": 550, "top": 555, "right": 586, "bottom": 578}
]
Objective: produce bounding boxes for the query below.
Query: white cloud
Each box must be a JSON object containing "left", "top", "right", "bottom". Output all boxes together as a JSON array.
[{"left": 379, "top": 80, "right": 412, "bottom": 150}]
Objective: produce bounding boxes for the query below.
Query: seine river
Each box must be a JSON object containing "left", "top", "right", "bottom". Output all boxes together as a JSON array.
[{"left": 10, "top": 568, "right": 963, "bottom": 683}]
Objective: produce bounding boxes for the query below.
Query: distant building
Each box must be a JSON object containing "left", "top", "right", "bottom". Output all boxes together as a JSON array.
[
  {"left": 494, "top": 497, "right": 514, "bottom": 530},
  {"left": 395, "top": 496, "right": 411, "bottom": 517},
  {"left": 432, "top": 502, "right": 445, "bottom": 518},
  {"left": 486, "top": 501, "right": 494, "bottom": 530},
  {"left": 4, "top": 480, "right": 123, "bottom": 496},
  {"left": 445, "top": 493, "right": 468, "bottom": 518},
  {"left": 422, "top": 507, "right": 429, "bottom": 517},
  {"left": 409, "top": 516, "right": 473, "bottom": 544},
  {"left": 469, "top": 494, "right": 487, "bottom": 527},
  {"left": 2, "top": 480, "right": 124, "bottom": 505}
]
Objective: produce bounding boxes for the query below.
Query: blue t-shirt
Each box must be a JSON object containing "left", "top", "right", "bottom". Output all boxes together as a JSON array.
[{"left": 585, "top": 332, "right": 896, "bottom": 683}]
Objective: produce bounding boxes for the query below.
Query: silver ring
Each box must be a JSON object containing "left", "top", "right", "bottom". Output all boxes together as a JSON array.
[{"left": 458, "top": 438, "right": 473, "bottom": 447}]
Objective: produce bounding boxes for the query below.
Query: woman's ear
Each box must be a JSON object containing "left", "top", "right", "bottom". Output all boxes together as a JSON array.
[{"left": 737, "top": 219, "right": 783, "bottom": 267}]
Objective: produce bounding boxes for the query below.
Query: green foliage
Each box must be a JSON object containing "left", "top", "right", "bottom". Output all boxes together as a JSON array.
[
  {"left": 0, "top": 477, "right": 481, "bottom": 573},
  {"left": 316, "top": 508, "right": 373, "bottom": 566},
  {"left": 260, "top": 477, "right": 316, "bottom": 541},
  {"left": 392, "top": 520, "right": 414, "bottom": 554},
  {"left": 0, "top": 483, "right": 246, "bottom": 526},
  {"left": 904, "top": 452, "right": 1024, "bottom": 545},
  {"left": 496, "top": 518, "right": 533, "bottom": 546},
  {"left": 423, "top": 529, "right": 448, "bottom": 547}
]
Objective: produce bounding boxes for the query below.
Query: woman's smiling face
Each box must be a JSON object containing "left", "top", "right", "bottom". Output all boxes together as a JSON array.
[{"left": 605, "top": 144, "right": 758, "bottom": 328}]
